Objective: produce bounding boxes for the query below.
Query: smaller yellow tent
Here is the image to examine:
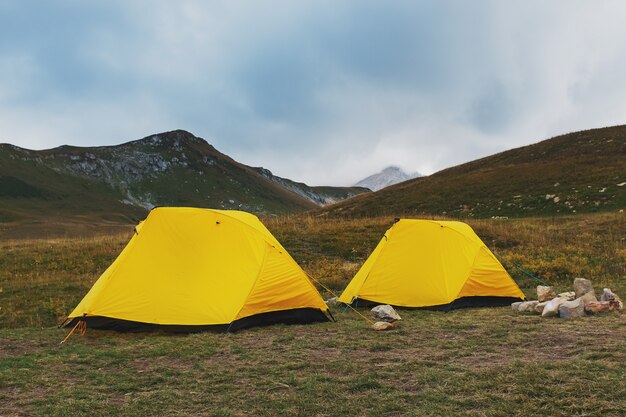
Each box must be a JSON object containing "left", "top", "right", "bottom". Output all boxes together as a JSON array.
[
  {"left": 338, "top": 219, "right": 525, "bottom": 309},
  {"left": 65, "top": 207, "right": 330, "bottom": 332}
]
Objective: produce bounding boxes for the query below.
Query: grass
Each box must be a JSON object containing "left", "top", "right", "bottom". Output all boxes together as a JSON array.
[
  {"left": 0, "top": 212, "right": 625, "bottom": 416},
  {"left": 1, "top": 307, "right": 624, "bottom": 416}
]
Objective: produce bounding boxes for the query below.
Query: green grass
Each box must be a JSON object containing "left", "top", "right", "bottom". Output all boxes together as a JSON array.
[
  {"left": 1, "top": 308, "right": 624, "bottom": 416},
  {"left": 0, "top": 212, "right": 625, "bottom": 416}
]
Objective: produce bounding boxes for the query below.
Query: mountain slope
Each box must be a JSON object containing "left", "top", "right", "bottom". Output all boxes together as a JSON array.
[
  {"left": 321, "top": 125, "right": 626, "bottom": 218},
  {"left": 0, "top": 130, "right": 367, "bottom": 224},
  {"left": 355, "top": 166, "right": 420, "bottom": 191}
]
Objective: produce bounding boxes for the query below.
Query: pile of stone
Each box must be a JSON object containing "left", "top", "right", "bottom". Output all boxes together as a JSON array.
[
  {"left": 512, "top": 278, "right": 623, "bottom": 319},
  {"left": 371, "top": 304, "right": 401, "bottom": 330}
]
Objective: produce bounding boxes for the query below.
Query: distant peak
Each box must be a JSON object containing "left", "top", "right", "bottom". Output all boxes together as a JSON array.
[{"left": 355, "top": 166, "right": 421, "bottom": 191}]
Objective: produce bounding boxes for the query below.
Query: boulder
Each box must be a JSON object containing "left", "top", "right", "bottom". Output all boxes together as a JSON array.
[
  {"left": 557, "top": 291, "right": 576, "bottom": 301},
  {"left": 371, "top": 305, "right": 402, "bottom": 322},
  {"left": 542, "top": 297, "right": 566, "bottom": 318},
  {"left": 517, "top": 301, "right": 539, "bottom": 313},
  {"left": 600, "top": 288, "right": 623, "bottom": 309},
  {"left": 372, "top": 321, "right": 398, "bottom": 331},
  {"left": 537, "top": 286, "right": 557, "bottom": 302},
  {"left": 534, "top": 301, "right": 549, "bottom": 314},
  {"left": 559, "top": 298, "right": 585, "bottom": 319},
  {"left": 573, "top": 278, "right": 595, "bottom": 298},
  {"left": 580, "top": 291, "right": 597, "bottom": 307},
  {"left": 600, "top": 288, "right": 616, "bottom": 302},
  {"left": 584, "top": 301, "right": 621, "bottom": 314},
  {"left": 511, "top": 302, "right": 523, "bottom": 312}
]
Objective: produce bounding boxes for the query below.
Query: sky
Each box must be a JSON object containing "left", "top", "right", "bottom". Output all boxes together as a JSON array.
[{"left": 2, "top": 1, "right": 626, "bottom": 186}]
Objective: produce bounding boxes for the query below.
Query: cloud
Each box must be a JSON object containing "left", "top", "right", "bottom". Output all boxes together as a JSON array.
[{"left": 1, "top": 1, "right": 626, "bottom": 185}]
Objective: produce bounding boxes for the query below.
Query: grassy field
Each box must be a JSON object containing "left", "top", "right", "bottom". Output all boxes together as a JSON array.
[{"left": 1, "top": 212, "right": 625, "bottom": 416}]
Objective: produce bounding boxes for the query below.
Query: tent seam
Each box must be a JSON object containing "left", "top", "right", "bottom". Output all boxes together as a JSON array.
[{"left": 231, "top": 242, "right": 271, "bottom": 323}]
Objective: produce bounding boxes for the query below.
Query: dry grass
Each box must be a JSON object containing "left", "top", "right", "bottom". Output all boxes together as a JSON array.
[
  {"left": 0, "top": 212, "right": 624, "bottom": 416},
  {"left": 1, "top": 212, "right": 624, "bottom": 329}
]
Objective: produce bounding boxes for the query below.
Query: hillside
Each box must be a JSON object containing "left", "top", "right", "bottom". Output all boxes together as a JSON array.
[
  {"left": 0, "top": 130, "right": 368, "bottom": 226},
  {"left": 321, "top": 125, "right": 626, "bottom": 218}
]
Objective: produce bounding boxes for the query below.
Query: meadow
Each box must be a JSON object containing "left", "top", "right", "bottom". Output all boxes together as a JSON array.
[{"left": 1, "top": 212, "right": 625, "bottom": 416}]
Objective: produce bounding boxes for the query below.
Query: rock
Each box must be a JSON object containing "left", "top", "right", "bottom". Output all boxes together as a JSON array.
[
  {"left": 585, "top": 301, "right": 621, "bottom": 314},
  {"left": 325, "top": 297, "right": 339, "bottom": 306},
  {"left": 371, "top": 305, "right": 402, "bottom": 322},
  {"left": 559, "top": 298, "right": 585, "bottom": 319},
  {"left": 534, "top": 301, "right": 549, "bottom": 314},
  {"left": 537, "top": 286, "right": 557, "bottom": 302},
  {"left": 511, "top": 302, "right": 523, "bottom": 312},
  {"left": 557, "top": 291, "right": 576, "bottom": 301},
  {"left": 580, "top": 291, "right": 597, "bottom": 307},
  {"left": 372, "top": 321, "right": 398, "bottom": 331},
  {"left": 600, "top": 288, "right": 623, "bottom": 309},
  {"left": 573, "top": 278, "right": 595, "bottom": 298},
  {"left": 542, "top": 297, "right": 566, "bottom": 318},
  {"left": 517, "top": 301, "right": 539, "bottom": 313},
  {"left": 600, "top": 288, "right": 616, "bottom": 302}
]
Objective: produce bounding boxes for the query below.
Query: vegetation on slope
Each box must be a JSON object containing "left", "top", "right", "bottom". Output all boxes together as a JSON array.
[
  {"left": 321, "top": 125, "right": 626, "bottom": 218},
  {"left": 0, "top": 130, "right": 369, "bottom": 224}
]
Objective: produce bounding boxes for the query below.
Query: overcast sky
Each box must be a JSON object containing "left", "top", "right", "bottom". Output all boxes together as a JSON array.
[{"left": 2, "top": 1, "right": 626, "bottom": 185}]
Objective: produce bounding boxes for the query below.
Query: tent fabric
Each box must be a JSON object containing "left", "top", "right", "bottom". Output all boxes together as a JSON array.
[
  {"left": 338, "top": 219, "right": 525, "bottom": 308},
  {"left": 66, "top": 207, "right": 328, "bottom": 330}
]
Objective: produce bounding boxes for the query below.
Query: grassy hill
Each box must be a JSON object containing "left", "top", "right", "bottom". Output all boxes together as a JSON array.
[
  {"left": 0, "top": 130, "right": 368, "bottom": 229},
  {"left": 321, "top": 125, "right": 626, "bottom": 218}
]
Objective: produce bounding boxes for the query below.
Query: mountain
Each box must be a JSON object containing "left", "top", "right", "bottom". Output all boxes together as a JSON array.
[
  {"left": 321, "top": 125, "right": 626, "bottom": 218},
  {"left": 355, "top": 166, "right": 420, "bottom": 191},
  {"left": 0, "top": 130, "right": 368, "bottom": 225}
]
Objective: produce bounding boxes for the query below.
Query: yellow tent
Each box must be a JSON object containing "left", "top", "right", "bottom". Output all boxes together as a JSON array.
[
  {"left": 65, "top": 207, "right": 329, "bottom": 332},
  {"left": 338, "top": 219, "right": 525, "bottom": 309}
]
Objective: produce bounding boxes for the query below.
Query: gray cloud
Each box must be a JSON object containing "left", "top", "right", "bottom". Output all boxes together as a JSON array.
[{"left": 1, "top": 1, "right": 626, "bottom": 185}]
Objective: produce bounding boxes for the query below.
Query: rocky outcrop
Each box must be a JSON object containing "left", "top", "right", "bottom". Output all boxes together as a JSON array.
[{"left": 513, "top": 279, "right": 621, "bottom": 319}]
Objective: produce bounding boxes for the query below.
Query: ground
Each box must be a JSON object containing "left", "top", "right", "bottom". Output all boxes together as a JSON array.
[{"left": 0, "top": 212, "right": 625, "bottom": 416}]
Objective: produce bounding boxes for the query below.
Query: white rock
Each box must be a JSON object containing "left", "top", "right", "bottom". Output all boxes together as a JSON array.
[
  {"left": 559, "top": 298, "right": 586, "bottom": 319},
  {"left": 601, "top": 288, "right": 623, "bottom": 310},
  {"left": 534, "top": 301, "right": 549, "bottom": 314},
  {"left": 557, "top": 291, "right": 576, "bottom": 301},
  {"left": 517, "top": 301, "right": 539, "bottom": 313},
  {"left": 511, "top": 302, "right": 523, "bottom": 312},
  {"left": 371, "top": 305, "right": 402, "bottom": 322},
  {"left": 537, "top": 286, "right": 557, "bottom": 302},
  {"left": 573, "top": 278, "right": 595, "bottom": 298},
  {"left": 580, "top": 291, "right": 597, "bottom": 307},
  {"left": 542, "top": 297, "right": 566, "bottom": 318}
]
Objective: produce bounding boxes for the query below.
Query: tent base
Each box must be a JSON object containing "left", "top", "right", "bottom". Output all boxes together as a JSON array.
[
  {"left": 351, "top": 296, "right": 525, "bottom": 312},
  {"left": 63, "top": 308, "right": 330, "bottom": 333}
]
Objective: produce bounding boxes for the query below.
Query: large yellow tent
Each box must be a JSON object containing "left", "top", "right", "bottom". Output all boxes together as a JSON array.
[
  {"left": 65, "top": 207, "right": 330, "bottom": 332},
  {"left": 338, "top": 219, "right": 525, "bottom": 309}
]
